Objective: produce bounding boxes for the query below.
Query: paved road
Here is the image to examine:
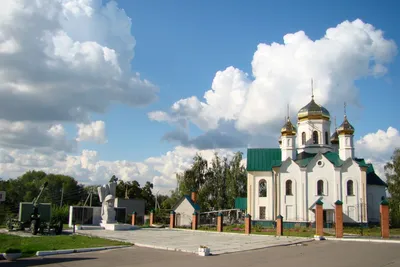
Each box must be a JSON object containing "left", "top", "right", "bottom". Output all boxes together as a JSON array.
[
  {"left": 2, "top": 241, "right": 399, "bottom": 267},
  {"left": 75, "top": 228, "right": 311, "bottom": 255}
]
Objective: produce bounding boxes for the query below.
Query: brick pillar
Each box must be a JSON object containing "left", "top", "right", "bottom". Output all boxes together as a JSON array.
[
  {"left": 170, "top": 211, "right": 176, "bottom": 229},
  {"left": 334, "top": 200, "right": 343, "bottom": 238},
  {"left": 149, "top": 210, "right": 154, "bottom": 225},
  {"left": 315, "top": 199, "right": 324, "bottom": 238},
  {"left": 192, "top": 212, "right": 198, "bottom": 230},
  {"left": 276, "top": 215, "right": 283, "bottom": 236},
  {"left": 217, "top": 213, "right": 223, "bottom": 232},
  {"left": 380, "top": 199, "right": 390, "bottom": 238},
  {"left": 245, "top": 214, "right": 251, "bottom": 235},
  {"left": 132, "top": 211, "right": 137, "bottom": 226}
]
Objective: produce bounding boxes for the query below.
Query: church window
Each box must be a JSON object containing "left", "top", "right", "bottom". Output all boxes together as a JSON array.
[
  {"left": 313, "top": 131, "right": 319, "bottom": 144},
  {"left": 325, "top": 131, "right": 329, "bottom": 145},
  {"left": 259, "top": 179, "right": 267, "bottom": 197},
  {"left": 347, "top": 180, "right": 354, "bottom": 196},
  {"left": 259, "top": 206, "right": 266, "bottom": 219},
  {"left": 317, "top": 180, "right": 324, "bottom": 195},
  {"left": 302, "top": 132, "right": 306, "bottom": 145},
  {"left": 286, "top": 180, "right": 293, "bottom": 195}
]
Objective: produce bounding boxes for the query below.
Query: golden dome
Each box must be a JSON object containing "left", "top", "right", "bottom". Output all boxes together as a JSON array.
[
  {"left": 297, "top": 98, "right": 330, "bottom": 121},
  {"left": 330, "top": 130, "right": 339, "bottom": 144},
  {"left": 281, "top": 117, "right": 296, "bottom": 136},
  {"left": 337, "top": 115, "right": 355, "bottom": 135}
]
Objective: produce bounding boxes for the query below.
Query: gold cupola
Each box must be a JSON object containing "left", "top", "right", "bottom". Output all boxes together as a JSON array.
[
  {"left": 297, "top": 79, "right": 330, "bottom": 122},
  {"left": 281, "top": 117, "right": 296, "bottom": 136},
  {"left": 337, "top": 115, "right": 355, "bottom": 135}
]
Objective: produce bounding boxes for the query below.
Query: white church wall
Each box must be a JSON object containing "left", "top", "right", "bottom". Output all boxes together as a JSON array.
[
  {"left": 306, "top": 154, "right": 335, "bottom": 222},
  {"left": 297, "top": 119, "right": 332, "bottom": 154},
  {"left": 341, "top": 160, "right": 362, "bottom": 223},
  {"left": 248, "top": 171, "right": 273, "bottom": 220},
  {"left": 367, "top": 185, "right": 387, "bottom": 223},
  {"left": 279, "top": 160, "right": 302, "bottom": 221}
]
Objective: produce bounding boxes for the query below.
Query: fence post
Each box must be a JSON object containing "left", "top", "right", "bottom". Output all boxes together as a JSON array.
[
  {"left": 217, "top": 213, "right": 223, "bottom": 232},
  {"left": 276, "top": 215, "right": 283, "bottom": 236},
  {"left": 192, "top": 212, "right": 198, "bottom": 230},
  {"left": 380, "top": 199, "right": 390, "bottom": 238},
  {"left": 132, "top": 211, "right": 137, "bottom": 226},
  {"left": 245, "top": 214, "right": 251, "bottom": 235},
  {"left": 334, "top": 200, "right": 343, "bottom": 238},
  {"left": 170, "top": 210, "right": 176, "bottom": 229},
  {"left": 315, "top": 199, "right": 324, "bottom": 240}
]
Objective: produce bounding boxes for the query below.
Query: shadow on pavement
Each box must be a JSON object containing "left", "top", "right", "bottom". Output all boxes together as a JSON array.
[{"left": 0, "top": 256, "right": 95, "bottom": 266}]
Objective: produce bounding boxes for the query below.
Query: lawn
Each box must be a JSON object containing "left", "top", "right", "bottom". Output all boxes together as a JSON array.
[
  {"left": 0, "top": 233, "right": 131, "bottom": 258},
  {"left": 343, "top": 227, "right": 400, "bottom": 237},
  {"left": 197, "top": 224, "right": 323, "bottom": 237}
]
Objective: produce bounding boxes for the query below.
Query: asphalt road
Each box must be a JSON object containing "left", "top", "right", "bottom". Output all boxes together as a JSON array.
[{"left": 1, "top": 241, "right": 399, "bottom": 267}]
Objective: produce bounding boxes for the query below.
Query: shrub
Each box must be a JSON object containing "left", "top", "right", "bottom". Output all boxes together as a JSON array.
[
  {"left": 5, "top": 248, "right": 21, "bottom": 253},
  {"left": 51, "top": 205, "right": 69, "bottom": 224}
]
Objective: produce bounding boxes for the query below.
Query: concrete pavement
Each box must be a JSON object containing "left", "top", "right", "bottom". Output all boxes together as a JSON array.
[
  {"left": 3, "top": 240, "right": 399, "bottom": 267},
  {"left": 75, "top": 227, "right": 312, "bottom": 255}
]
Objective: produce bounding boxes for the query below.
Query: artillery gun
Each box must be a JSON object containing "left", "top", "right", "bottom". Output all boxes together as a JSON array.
[{"left": 6, "top": 181, "right": 63, "bottom": 235}]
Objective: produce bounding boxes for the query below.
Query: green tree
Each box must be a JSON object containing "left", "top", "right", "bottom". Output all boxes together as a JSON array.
[{"left": 385, "top": 148, "right": 400, "bottom": 227}]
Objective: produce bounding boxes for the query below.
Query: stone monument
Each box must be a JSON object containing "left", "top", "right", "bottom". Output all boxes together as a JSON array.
[{"left": 97, "top": 182, "right": 132, "bottom": 231}]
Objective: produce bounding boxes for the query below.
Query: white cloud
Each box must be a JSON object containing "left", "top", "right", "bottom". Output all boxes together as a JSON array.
[
  {"left": 0, "top": 119, "right": 76, "bottom": 152},
  {"left": 355, "top": 126, "right": 400, "bottom": 181},
  {"left": 0, "top": 149, "right": 14, "bottom": 164},
  {"left": 76, "top": 121, "right": 107, "bottom": 144},
  {"left": 0, "top": 0, "right": 158, "bottom": 123},
  {"left": 356, "top": 127, "right": 400, "bottom": 160},
  {"left": 149, "top": 19, "right": 397, "bottom": 149},
  {"left": 0, "top": 146, "right": 238, "bottom": 195}
]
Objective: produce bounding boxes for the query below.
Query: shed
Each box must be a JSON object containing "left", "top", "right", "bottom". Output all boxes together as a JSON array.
[{"left": 172, "top": 192, "right": 200, "bottom": 227}]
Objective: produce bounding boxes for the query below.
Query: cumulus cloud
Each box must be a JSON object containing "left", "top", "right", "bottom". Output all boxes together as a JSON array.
[
  {"left": 356, "top": 127, "right": 400, "bottom": 160},
  {"left": 0, "top": 0, "right": 158, "bottom": 124},
  {"left": 149, "top": 19, "right": 397, "bottom": 149},
  {"left": 76, "top": 121, "right": 107, "bottom": 144},
  {"left": 0, "top": 146, "right": 238, "bottom": 194},
  {"left": 0, "top": 120, "right": 76, "bottom": 152},
  {"left": 355, "top": 127, "right": 400, "bottom": 180}
]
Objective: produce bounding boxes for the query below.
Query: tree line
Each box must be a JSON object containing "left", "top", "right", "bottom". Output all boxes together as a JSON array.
[
  {"left": 167, "top": 151, "right": 247, "bottom": 212},
  {"left": 0, "top": 171, "right": 157, "bottom": 224}
]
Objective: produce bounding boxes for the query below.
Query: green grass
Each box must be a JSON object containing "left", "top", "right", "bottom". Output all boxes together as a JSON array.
[
  {"left": 0, "top": 233, "right": 130, "bottom": 258},
  {"left": 343, "top": 227, "right": 400, "bottom": 237}
]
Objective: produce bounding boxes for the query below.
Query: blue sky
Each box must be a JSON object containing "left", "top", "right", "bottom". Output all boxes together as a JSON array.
[
  {"left": 0, "top": 0, "right": 399, "bottom": 191},
  {"left": 82, "top": 0, "right": 399, "bottom": 162}
]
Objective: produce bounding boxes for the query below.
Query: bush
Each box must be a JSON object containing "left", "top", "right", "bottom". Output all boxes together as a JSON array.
[
  {"left": 51, "top": 205, "right": 69, "bottom": 224},
  {"left": 5, "top": 248, "right": 21, "bottom": 253}
]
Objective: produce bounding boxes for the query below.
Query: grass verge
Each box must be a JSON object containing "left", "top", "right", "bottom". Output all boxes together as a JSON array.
[{"left": 0, "top": 233, "right": 130, "bottom": 258}]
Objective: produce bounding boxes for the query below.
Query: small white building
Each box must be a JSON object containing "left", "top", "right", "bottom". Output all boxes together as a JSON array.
[
  {"left": 172, "top": 192, "right": 200, "bottom": 227},
  {"left": 246, "top": 94, "right": 387, "bottom": 226}
]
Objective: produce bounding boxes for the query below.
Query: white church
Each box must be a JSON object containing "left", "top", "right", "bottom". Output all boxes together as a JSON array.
[{"left": 246, "top": 92, "right": 387, "bottom": 226}]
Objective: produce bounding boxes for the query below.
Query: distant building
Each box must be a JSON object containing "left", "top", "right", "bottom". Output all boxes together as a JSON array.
[
  {"left": 172, "top": 192, "right": 200, "bottom": 227},
  {"left": 246, "top": 90, "right": 387, "bottom": 226}
]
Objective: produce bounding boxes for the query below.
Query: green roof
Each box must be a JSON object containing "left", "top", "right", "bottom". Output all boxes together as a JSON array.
[
  {"left": 247, "top": 148, "right": 387, "bottom": 187},
  {"left": 247, "top": 148, "right": 281, "bottom": 171}
]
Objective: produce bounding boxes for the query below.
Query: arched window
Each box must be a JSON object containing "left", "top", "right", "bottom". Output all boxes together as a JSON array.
[
  {"left": 286, "top": 180, "right": 293, "bottom": 195},
  {"left": 347, "top": 180, "right": 354, "bottom": 196},
  {"left": 302, "top": 132, "right": 306, "bottom": 145},
  {"left": 317, "top": 180, "right": 324, "bottom": 195},
  {"left": 259, "top": 179, "right": 267, "bottom": 197},
  {"left": 325, "top": 131, "right": 329, "bottom": 145},
  {"left": 313, "top": 131, "right": 319, "bottom": 144}
]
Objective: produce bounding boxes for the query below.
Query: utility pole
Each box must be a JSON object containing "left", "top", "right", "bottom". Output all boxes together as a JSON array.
[
  {"left": 60, "top": 186, "right": 64, "bottom": 207},
  {"left": 90, "top": 189, "right": 93, "bottom": 207}
]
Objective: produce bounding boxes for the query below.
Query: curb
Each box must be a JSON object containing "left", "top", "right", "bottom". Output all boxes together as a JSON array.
[
  {"left": 36, "top": 245, "right": 131, "bottom": 257},
  {"left": 168, "top": 227, "right": 313, "bottom": 240},
  {"left": 133, "top": 238, "right": 314, "bottom": 256},
  {"left": 324, "top": 237, "right": 400, "bottom": 244}
]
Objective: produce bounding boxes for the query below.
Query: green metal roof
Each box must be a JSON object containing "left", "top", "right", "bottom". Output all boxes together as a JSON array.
[
  {"left": 247, "top": 148, "right": 281, "bottom": 171},
  {"left": 247, "top": 148, "right": 387, "bottom": 187}
]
